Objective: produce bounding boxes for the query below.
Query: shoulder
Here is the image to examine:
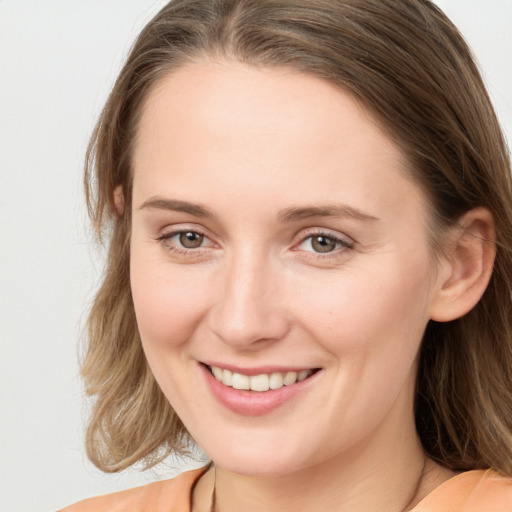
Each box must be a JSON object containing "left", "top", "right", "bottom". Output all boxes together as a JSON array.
[
  {"left": 58, "top": 467, "right": 207, "bottom": 512},
  {"left": 413, "top": 469, "right": 512, "bottom": 512}
]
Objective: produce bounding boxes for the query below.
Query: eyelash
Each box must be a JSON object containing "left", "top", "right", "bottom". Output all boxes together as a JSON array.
[{"left": 156, "top": 229, "right": 354, "bottom": 259}]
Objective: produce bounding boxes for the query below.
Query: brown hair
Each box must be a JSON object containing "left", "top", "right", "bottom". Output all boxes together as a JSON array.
[{"left": 82, "top": 0, "right": 512, "bottom": 474}]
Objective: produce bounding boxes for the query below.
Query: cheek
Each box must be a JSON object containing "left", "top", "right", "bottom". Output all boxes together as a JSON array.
[
  {"left": 292, "top": 263, "right": 432, "bottom": 432},
  {"left": 130, "top": 248, "right": 210, "bottom": 348},
  {"left": 290, "top": 257, "right": 433, "bottom": 360}
]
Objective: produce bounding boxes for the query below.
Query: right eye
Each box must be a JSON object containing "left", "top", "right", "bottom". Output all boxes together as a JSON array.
[
  {"left": 157, "top": 229, "right": 215, "bottom": 254},
  {"left": 175, "top": 231, "right": 205, "bottom": 249}
]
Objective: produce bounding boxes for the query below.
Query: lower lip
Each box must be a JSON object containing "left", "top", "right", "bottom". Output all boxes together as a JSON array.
[{"left": 200, "top": 364, "right": 319, "bottom": 416}]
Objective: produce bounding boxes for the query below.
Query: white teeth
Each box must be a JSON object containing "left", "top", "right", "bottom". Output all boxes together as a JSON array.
[
  {"left": 283, "top": 371, "right": 298, "bottom": 386},
  {"left": 269, "top": 372, "right": 284, "bottom": 390},
  {"left": 250, "top": 374, "right": 270, "bottom": 392},
  {"left": 212, "top": 366, "right": 223, "bottom": 380},
  {"left": 210, "top": 366, "right": 313, "bottom": 392},
  {"left": 222, "top": 369, "right": 233, "bottom": 386},
  {"left": 297, "top": 370, "right": 309, "bottom": 381},
  {"left": 232, "top": 372, "right": 250, "bottom": 390}
]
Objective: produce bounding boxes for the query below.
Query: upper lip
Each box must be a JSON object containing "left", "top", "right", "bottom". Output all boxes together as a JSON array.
[{"left": 201, "top": 361, "right": 320, "bottom": 376}]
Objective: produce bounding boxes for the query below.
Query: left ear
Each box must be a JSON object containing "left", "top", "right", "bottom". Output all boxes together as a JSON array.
[{"left": 429, "top": 207, "right": 496, "bottom": 322}]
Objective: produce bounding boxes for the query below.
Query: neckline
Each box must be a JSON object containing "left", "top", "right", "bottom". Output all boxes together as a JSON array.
[
  {"left": 188, "top": 466, "right": 490, "bottom": 512},
  {"left": 411, "top": 469, "right": 489, "bottom": 510},
  {"left": 189, "top": 463, "right": 213, "bottom": 511}
]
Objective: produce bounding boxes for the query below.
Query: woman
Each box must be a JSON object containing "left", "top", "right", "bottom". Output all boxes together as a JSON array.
[{"left": 61, "top": 0, "right": 512, "bottom": 510}]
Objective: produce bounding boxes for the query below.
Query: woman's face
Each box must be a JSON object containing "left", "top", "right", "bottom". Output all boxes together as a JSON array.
[{"left": 130, "top": 61, "right": 447, "bottom": 476}]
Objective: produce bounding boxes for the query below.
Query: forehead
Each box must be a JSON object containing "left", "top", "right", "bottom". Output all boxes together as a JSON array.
[{"left": 132, "top": 60, "right": 423, "bottom": 217}]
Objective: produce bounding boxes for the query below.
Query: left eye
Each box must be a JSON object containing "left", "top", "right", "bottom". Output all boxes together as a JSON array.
[
  {"left": 176, "top": 231, "right": 205, "bottom": 249},
  {"left": 299, "top": 234, "right": 349, "bottom": 254}
]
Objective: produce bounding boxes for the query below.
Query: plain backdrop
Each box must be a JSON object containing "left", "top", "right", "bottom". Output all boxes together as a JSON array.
[{"left": 0, "top": 1, "right": 510, "bottom": 511}]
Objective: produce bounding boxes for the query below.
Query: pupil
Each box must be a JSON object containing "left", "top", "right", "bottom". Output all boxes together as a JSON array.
[
  {"left": 312, "top": 236, "right": 335, "bottom": 253},
  {"left": 180, "top": 232, "right": 203, "bottom": 248}
]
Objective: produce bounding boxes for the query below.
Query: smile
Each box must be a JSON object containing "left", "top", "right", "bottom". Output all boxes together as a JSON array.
[
  {"left": 201, "top": 363, "right": 321, "bottom": 416},
  {"left": 208, "top": 365, "right": 316, "bottom": 392}
]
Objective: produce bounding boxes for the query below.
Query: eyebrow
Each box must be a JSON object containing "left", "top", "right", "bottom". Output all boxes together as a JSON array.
[
  {"left": 277, "top": 204, "right": 379, "bottom": 223},
  {"left": 138, "top": 197, "right": 378, "bottom": 223},
  {"left": 138, "top": 197, "right": 214, "bottom": 217}
]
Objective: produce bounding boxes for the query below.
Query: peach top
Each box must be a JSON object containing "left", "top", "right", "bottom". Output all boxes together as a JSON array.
[{"left": 59, "top": 467, "right": 512, "bottom": 511}]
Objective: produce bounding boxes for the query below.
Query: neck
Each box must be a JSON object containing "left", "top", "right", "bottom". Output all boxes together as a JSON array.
[{"left": 214, "top": 442, "right": 424, "bottom": 512}]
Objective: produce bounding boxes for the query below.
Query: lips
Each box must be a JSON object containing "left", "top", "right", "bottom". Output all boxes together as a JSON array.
[{"left": 201, "top": 363, "right": 320, "bottom": 416}]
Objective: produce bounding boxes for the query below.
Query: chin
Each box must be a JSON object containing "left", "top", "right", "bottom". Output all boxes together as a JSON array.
[{"left": 200, "top": 438, "right": 311, "bottom": 477}]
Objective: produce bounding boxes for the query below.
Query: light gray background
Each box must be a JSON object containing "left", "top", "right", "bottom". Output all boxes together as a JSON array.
[{"left": 0, "top": 1, "right": 510, "bottom": 511}]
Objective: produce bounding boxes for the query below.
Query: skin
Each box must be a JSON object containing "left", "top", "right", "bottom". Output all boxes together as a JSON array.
[{"left": 128, "top": 61, "right": 483, "bottom": 511}]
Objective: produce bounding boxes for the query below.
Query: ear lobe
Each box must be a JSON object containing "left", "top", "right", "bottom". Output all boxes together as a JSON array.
[
  {"left": 429, "top": 208, "right": 495, "bottom": 323},
  {"left": 113, "top": 185, "right": 125, "bottom": 216}
]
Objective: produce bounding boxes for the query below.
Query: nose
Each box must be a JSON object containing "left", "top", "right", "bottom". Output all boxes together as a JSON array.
[{"left": 208, "top": 249, "right": 291, "bottom": 349}]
